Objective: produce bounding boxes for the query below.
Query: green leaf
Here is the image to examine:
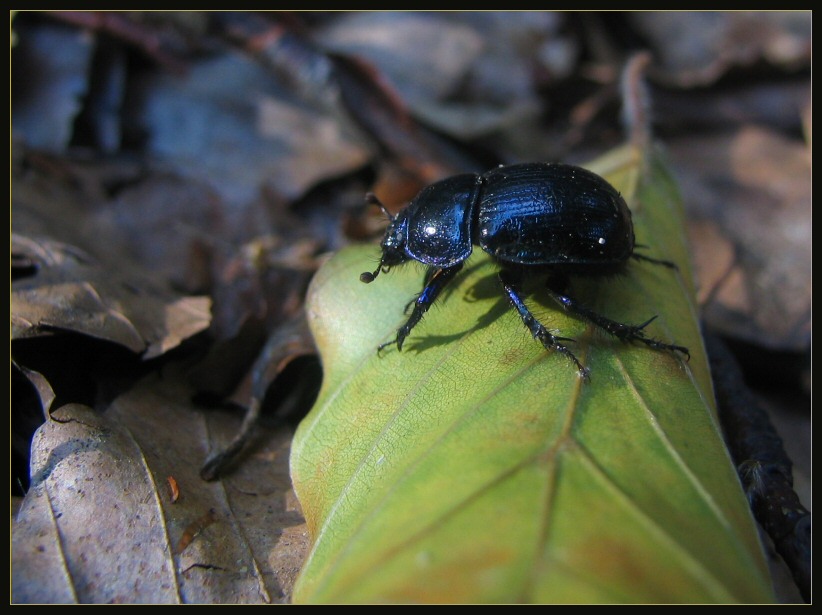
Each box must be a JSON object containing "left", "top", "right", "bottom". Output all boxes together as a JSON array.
[{"left": 290, "top": 145, "right": 774, "bottom": 603}]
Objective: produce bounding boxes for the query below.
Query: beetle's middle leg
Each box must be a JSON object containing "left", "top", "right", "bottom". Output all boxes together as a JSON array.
[
  {"left": 499, "top": 269, "right": 589, "bottom": 379},
  {"left": 380, "top": 264, "right": 463, "bottom": 352},
  {"left": 544, "top": 274, "right": 690, "bottom": 359}
]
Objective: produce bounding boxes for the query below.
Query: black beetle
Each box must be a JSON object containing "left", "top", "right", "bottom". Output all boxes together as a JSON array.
[{"left": 360, "top": 162, "right": 689, "bottom": 378}]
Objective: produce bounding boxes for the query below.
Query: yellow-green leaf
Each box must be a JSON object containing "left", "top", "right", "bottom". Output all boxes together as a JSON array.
[{"left": 290, "top": 145, "right": 774, "bottom": 603}]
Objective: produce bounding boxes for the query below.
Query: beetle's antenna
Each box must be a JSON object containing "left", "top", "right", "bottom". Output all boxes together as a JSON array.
[
  {"left": 365, "top": 193, "right": 395, "bottom": 221},
  {"left": 360, "top": 267, "right": 381, "bottom": 283},
  {"left": 362, "top": 192, "right": 392, "bottom": 283}
]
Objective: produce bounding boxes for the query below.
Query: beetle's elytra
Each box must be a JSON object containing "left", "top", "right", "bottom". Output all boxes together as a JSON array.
[{"left": 360, "top": 162, "right": 689, "bottom": 378}]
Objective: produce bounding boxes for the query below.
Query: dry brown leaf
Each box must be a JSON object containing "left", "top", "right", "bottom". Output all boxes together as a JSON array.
[
  {"left": 134, "top": 47, "right": 372, "bottom": 207},
  {"left": 670, "top": 126, "right": 811, "bottom": 351},
  {"left": 12, "top": 233, "right": 211, "bottom": 358},
  {"left": 629, "top": 12, "right": 811, "bottom": 87},
  {"left": 12, "top": 367, "right": 309, "bottom": 604},
  {"left": 14, "top": 362, "right": 57, "bottom": 416}
]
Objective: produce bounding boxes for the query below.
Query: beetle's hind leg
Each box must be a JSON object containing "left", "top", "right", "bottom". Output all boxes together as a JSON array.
[
  {"left": 544, "top": 274, "right": 690, "bottom": 360},
  {"left": 380, "top": 264, "right": 463, "bottom": 352},
  {"left": 499, "top": 269, "right": 590, "bottom": 379},
  {"left": 632, "top": 251, "right": 679, "bottom": 270}
]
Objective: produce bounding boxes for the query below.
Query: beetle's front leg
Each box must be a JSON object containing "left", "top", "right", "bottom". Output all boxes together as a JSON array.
[{"left": 379, "top": 264, "right": 464, "bottom": 352}]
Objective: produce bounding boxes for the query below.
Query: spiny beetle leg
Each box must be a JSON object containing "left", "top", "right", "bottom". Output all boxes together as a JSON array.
[
  {"left": 381, "top": 264, "right": 463, "bottom": 352},
  {"left": 544, "top": 279, "right": 690, "bottom": 360},
  {"left": 499, "top": 269, "right": 590, "bottom": 379}
]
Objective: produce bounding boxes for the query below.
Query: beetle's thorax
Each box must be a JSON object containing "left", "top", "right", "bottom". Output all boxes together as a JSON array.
[{"left": 391, "top": 173, "right": 481, "bottom": 269}]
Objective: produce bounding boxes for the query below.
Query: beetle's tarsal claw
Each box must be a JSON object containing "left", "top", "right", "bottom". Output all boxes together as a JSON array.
[{"left": 377, "top": 338, "right": 396, "bottom": 353}]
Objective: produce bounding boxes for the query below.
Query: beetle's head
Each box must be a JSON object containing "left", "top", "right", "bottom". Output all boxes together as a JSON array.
[{"left": 360, "top": 206, "right": 410, "bottom": 284}]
